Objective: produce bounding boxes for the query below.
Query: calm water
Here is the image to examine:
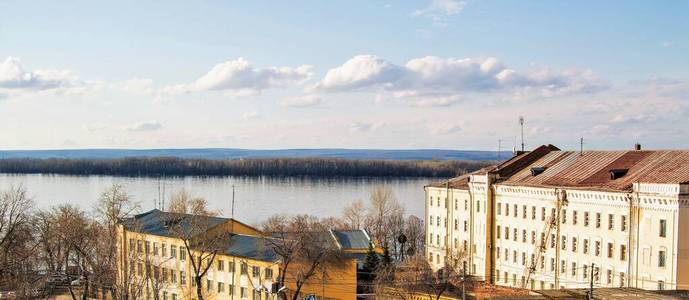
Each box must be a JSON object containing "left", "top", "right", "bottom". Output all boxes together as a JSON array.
[{"left": 0, "top": 174, "right": 436, "bottom": 226}]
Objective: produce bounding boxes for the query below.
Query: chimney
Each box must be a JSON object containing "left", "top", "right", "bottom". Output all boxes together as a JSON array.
[{"left": 634, "top": 143, "right": 641, "bottom": 151}]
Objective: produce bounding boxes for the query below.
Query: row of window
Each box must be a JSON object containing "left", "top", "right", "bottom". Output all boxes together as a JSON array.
[
  {"left": 129, "top": 239, "right": 188, "bottom": 261},
  {"left": 495, "top": 266, "right": 627, "bottom": 289}
]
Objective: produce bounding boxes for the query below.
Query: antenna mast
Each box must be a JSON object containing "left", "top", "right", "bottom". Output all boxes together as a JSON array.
[{"left": 519, "top": 116, "right": 525, "bottom": 152}]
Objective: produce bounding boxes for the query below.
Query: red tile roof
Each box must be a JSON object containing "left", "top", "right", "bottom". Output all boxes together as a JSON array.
[{"left": 432, "top": 145, "right": 689, "bottom": 192}]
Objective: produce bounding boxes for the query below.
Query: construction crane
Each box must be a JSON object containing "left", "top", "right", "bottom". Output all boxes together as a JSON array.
[{"left": 522, "top": 189, "right": 568, "bottom": 289}]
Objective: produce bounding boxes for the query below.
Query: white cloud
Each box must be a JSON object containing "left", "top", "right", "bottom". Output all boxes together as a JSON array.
[
  {"left": 0, "top": 56, "right": 96, "bottom": 97},
  {"left": 429, "top": 124, "right": 462, "bottom": 135},
  {"left": 83, "top": 123, "right": 108, "bottom": 132},
  {"left": 412, "top": 0, "right": 467, "bottom": 27},
  {"left": 315, "top": 55, "right": 608, "bottom": 105},
  {"left": 125, "top": 120, "right": 162, "bottom": 132},
  {"left": 312, "top": 55, "right": 404, "bottom": 92},
  {"left": 279, "top": 95, "right": 322, "bottom": 108},
  {"left": 162, "top": 58, "right": 313, "bottom": 96},
  {"left": 241, "top": 111, "right": 260, "bottom": 120},
  {"left": 121, "top": 78, "right": 155, "bottom": 94},
  {"left": 349, "top": 121, "right": 385, "bottom": 132}
]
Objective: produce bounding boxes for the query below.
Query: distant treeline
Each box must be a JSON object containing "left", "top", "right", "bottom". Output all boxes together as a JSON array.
[{"left": 0, "top": 157, "right": 494, "bottom": 177}]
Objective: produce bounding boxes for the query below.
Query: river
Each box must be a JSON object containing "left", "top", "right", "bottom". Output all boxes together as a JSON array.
[{"left": 0, "top": 174, "right": 438, "bottom": 226}]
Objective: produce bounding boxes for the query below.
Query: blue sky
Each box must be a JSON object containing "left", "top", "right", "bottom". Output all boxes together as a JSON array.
[{"left": 1, "top": 0, "right": 688, "bottom": 151}]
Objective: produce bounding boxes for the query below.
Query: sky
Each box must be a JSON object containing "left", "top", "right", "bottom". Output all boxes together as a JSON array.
[{"left": 1, "top": 0, "right": 688, "bottom": 151}]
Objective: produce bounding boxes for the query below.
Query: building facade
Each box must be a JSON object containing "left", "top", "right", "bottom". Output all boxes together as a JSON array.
[
  {"left": 117, "top": 209, "right": 366, "bottom": 300},
  {"left": 426, "top": 145, "right": 689, "bottom": 291}
]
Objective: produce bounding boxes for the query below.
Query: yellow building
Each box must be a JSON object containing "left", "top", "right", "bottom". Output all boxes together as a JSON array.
[{"left": 117, "top": 209, "right": 368, "bottom": 300}]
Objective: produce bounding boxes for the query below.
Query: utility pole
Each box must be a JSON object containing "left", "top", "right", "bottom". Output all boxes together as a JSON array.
[
  {"left": 462, "top": 266, "right": 466, "bottom": 300},
  {"left": 588, "top": 263, "right": 595, "bottom": 300},
  {"left": 519, "top": 116, "right": 525, "bottom": 152}
]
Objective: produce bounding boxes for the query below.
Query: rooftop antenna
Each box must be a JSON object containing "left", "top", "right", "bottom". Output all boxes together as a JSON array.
[
  {"left": 580, "top": 137, "right": 584, "bottom": 156},
  {"left": 519, "top": 116, "right": 525, "bottom": 152}
]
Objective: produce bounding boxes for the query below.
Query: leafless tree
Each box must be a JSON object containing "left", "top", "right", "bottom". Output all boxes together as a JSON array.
[
  {"left": 165, "top": 190, "right": 224, "bottom": 300},
  {"left": 0, "top": 185, "right": 38, "bottom": 294},
  {"left": 404, "top": 215, "right": 425, "bottom": 257},
  {"left": 365, "top": 186, "right": 404, "bottom": 251},
  {"left": 342, "top": 199, "right": 365, "bottom": 229},
  {"left": 263, "top": 215, "right": 348, "bottom": 300}
]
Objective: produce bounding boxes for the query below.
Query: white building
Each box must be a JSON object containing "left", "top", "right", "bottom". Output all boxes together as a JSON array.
[{"left": 425, "top": 144, "right": 689, "bottom": 291}]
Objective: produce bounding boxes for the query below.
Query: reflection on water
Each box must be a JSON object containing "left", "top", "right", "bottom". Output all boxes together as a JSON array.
[{"left": 0, "top": 174, "right": 437, "bottom": 226}]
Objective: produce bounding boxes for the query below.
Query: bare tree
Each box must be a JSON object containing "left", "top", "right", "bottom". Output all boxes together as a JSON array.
[
  {"left": 404, "top": 215, "right": 425, "bottom": 257},
  {"left": 342, "top": 199, "right": 365, "bottom": 229},
  {"left": 366, "top": 186, "right": 403, "bottom": 250},
  {"left": 263, "top": 215, "right": 348, "bottom": 300},
  {"left": 166, "top": 190, "right": 224, "bottom": 300},
  {"left": 0, "top": 185, "right": 37, "bottom": 294}
]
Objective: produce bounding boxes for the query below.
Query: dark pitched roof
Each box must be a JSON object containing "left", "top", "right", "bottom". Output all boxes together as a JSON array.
[
  {"left": 331, "top": 230, "right": 371, "bottom": 249},
  {"left": 220, "top": 234, "right": 279, "bottom": 262},
  {"left": 121, "top": 209, "right": 230, "bottom": 238}
]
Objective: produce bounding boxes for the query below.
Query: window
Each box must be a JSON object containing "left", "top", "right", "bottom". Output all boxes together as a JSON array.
[
  {"left": 180, "top": 271, "right": 186, "bottom": 286},
  {"left": 153, "top": 242, "right": 159, "bottom": 256},
  {"left": 658, "top": 281, "right": 665, "bottom": 290},
  {"left": 531, "top": 231, "right": 536, "bottom": 245},
  {"left": 455, "top": 199, "right": 458, "bottom": 210},
  {"left": 172, "top": 294, "right": 177, "bottom": 300},
  {"left": 171, "top": 245, "right": 177, "bottom": 259},
  {"left": 163, "top": 291, "right": 168, "bottom": 300},
  {"left": 608, "top": 214, "right": 614, "bottom": 230},
  {"left": 595, "top": 241, "right": 601, "bottom": 256},
  {"left": 218, "top": 260, "right": 224, "bottom": 271},
  {"left": 137, "top": 240, "right": 143, "bottom": 253},
  {"left": 596, "top": 213, "right": 601, "bottom": 228},
  {"left": 513, "top": 204, "right": 517, "bottom": 217},
  {"left": 430, "top": 196, "right": 433, "bottom": 206},
  {"left": 541, "top": 207, "right": 546, "bottom": 221},
  {"left": 505, "top": 227, "right": 510, "bottom": 240},
  {"left": 560, "top": 260, "right": 566, "bottom": 274},
  {"left": 241, "top": 262, "right": 248, "bottom": 274},
  {"left": 444, "top": 218, "right": 447, "bottom": 228},
  {"left": 562, "top": 209, "right": 567, "bottom": 224},
  {"left": 229, "top": 284, "right": 234, "bottom": 295},
  {"left": 476, "top": 200, "right": 480, "bottom": 212},
  {"left": 240, "top": 287, "right": 247, "bottom": 298},
  {"left": 571, "top": 262, "right": 577, "bottom": 276},
  {"left": 522, "top": 205, "right": 527, "bottom": 219},
  {"left": 252, "top": 266, "right": 260, "bottom": 277},
  {"left": 607, "top": 270, "right": 612, "bottom": 284},
  {"left": 497, "top": 225, "right": 501, "bottom": 239},
  {"left": 550, "top": 258, "right": 555, "bottom": 271},
  {"left": 659, "top": 250, "right": 666, "bottom": 267},
  {"left": 180, "top": 247, "right": 186, "bottom": 261},
  {"left": 436, "top": 235, "right": 440, "bottom": 245},
  {"left": 207, "top": 279, "right": 212, "bottom": 292},
  {"left": 265, "top": 268, "right": 273, "bottom": 279},
  {"left": 522, "top": 252, "right": 526, "bottom": 266},
  {"left": 171, "top": 270, "right": 176, "bottom": 283},
  {"left": 594, "top": 266, "right": 600, "bottom": 283},
  {"left": 504, "top": 248, "right": 509, "bottom": 261},
  {"left": 454, "top": 219, "right": 458, "bottom": 230},
  {"left": 660, "top": 219, "right": 667, "bottom": 237},
  {"left": 532, "top": 206, "right": 536, "bottom": 220},
  {"left": 621, "top": 215, "right": 627, "bottom": 232},
  {"left": 229, "top": 261, "right": 235, "bottom": 272},
  {"left": 620, "top": 245, "right": 627, "bottom": 261},
  {"left": 437, "top": 217, "right": 440, "bottom": 226},
  {"left": 506, "top": 204, "right": 510, "bottom": 216},
  {"left": 561, "top": 236, "right": 567, "bottom": 250},
  {"left": 464, "top": 221, "right": 467, "bottom": 232},
  {"left": 145, "top": 241, "right": 150, "bottom": 254},
  {"left": 513, "top": 250, "right": 517, "bottom": 263},
  {"left": 522, "top": 230, "right": 527, "bottom": 243},
  {"left": 583, "top": 239, "right": 589, "bottom": 254},
  {"left": 429, "top": 216, "right": 433, "bottom": 226},
  {"left": 550, "top": 234, "right": 555, "bottom": 248},
  {"left": 498, "top": 203, "right": 501, "bottom": 215},
  {"left": 464, "top": 199, "right": 468, "bottom": 211},
  {"left": 497, "top": 247, "right": 501, "bottom": 259},
  {"left": 583, "top": 265, "right": 588, "bottom": 279},
  {"left": 162, "top": 243, "right": 167, "bottom": 257},
  {"left": 513, "top": 228, "right": 517, "bottom": 242},
  {"left": 572, "top": 237, "right": 578, "bottom": 252},
  {"left": 218, "top": 282, "right": 225, "bottom": 293},
  {"left": 607, "top": 243, "right": 613, "bottom": 258},
  {"left": 619, "top": 272, "right": 625, "bottom": 287},
  {"left": 584, "top": 212, "right": 589, "bottom": 227}
]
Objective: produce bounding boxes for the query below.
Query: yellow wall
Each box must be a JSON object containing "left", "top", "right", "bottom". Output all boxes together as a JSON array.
[{"left": 283, "top": 259, "right": 358, "bottom": 300}]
